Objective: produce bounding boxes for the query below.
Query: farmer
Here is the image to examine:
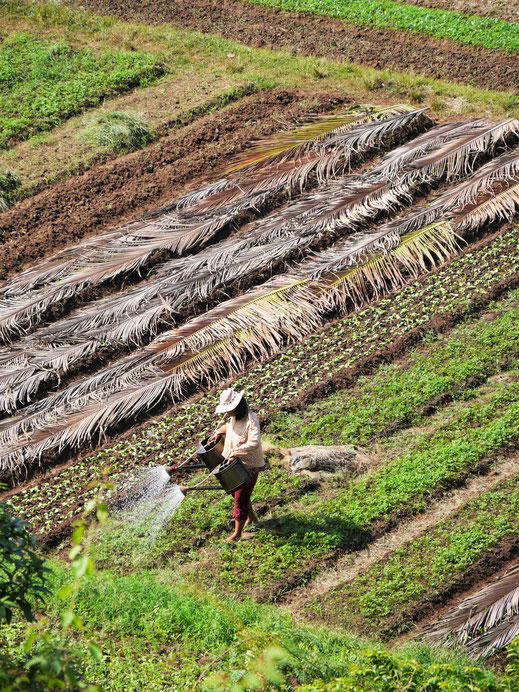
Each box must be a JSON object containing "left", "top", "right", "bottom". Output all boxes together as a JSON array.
[{"left": 210, "top": 388, "right": 266, "bottom": 542}]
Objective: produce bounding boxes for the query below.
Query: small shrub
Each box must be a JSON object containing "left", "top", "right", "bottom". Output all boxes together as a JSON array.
[
  {"left": 0, "top": 170, "right": 21, "bottom": 212},
  {"left": 84, "top": 111, "right": 154, "bottom": 152}
]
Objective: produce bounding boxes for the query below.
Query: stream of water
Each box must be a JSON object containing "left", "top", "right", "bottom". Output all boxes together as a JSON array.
[{"left": 114, "top": 466, "right": 185, "bottom": 541}]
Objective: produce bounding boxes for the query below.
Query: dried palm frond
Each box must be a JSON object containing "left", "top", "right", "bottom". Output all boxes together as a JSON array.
[
  {"left": 406, "top": 119, "right": 519, "bottom": 182},
  {"left": 314, "top": 221, "right": 463, "bottom": 310},
  {"left": 0, "top": 108, "right": 430, "bottom": 344},
  {"left": 0, "top": 218, "right": 464, "bottom": 469},
  {"left": 224, "top": 104, "right": 420, "bottom": 173},
  {"left": 421, "top": 564, "right": 519, "bottom": 660}
]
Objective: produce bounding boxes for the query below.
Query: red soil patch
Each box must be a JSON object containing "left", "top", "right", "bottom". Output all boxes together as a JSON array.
[
  {"left": 71, "top": 0, "right": 519, "bottom": 93},
  {"left": 0, "top": 88, "right": 348, "bottom": 281}
]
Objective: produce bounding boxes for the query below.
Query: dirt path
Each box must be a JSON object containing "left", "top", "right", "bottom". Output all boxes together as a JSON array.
[
  {"left": 0, "top": 88, "right": 346, "bottom": 281},
  {"left": 402, "top": 0, "right": 519, "bottom": 24},
  {"left": 286, "top": 456, "right": 519, "bottom": 611},
  {"left": 71, "top": 0, "right": 519, "bottom": 94}
]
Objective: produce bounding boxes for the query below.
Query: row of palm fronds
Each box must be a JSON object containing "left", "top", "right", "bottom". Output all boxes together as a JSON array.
[
  {"left": 2, "top": 139, "right": 519, "bottom": 472},
  {"left": 421, "top": 563, "right": 519, "bottom": 659},
  {"left": 0, "top": 118, "right": 518, "bottom": 415},
  {"left": 0, "top": 106, "right": 431, "bottom": 344}
]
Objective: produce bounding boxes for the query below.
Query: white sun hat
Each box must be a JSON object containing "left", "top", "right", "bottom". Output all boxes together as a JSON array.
[{"left": 215, "top": 388, "right": 245, "bottom": 414}]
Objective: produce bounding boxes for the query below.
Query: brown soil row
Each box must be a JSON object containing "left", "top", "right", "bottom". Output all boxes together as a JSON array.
[
  {"left": 70, "top": 0, "right": 519, "bottom": 93},
  {"left": 0, "top": 88, "right": 347, "bottom": 282},
  {"left": 402, "top": 0, "right": 519, "bottom": 24}
]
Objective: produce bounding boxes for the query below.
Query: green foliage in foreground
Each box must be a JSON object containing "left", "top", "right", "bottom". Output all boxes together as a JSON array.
[
  {"left": 309, "top": 474, "right": 519, "bottom": 633},
  {"left": 298, "top": 641, "right": 519, "bottom": 692},
  {"left": 83, "top": 110, "right": 154, "bottom": 152},
  {"left": 249, "top": 0, "right": 519, "bottom": 53},
  {"left": 5, "top": 561, "right": 508, "bottom": 691},
  {"left": 0, "top": 502, "right": 49, "bottom": 624},
  {"left": 0, "top": 33, "right": 165, "bottom": 147}
]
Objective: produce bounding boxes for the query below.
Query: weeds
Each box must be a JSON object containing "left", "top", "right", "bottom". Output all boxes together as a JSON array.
[
  {"left": 83, "top": 110, "right": 153, "bottom": 152},
  {"left": 0, "top": 170, "right": 21, "bottom": 211}
]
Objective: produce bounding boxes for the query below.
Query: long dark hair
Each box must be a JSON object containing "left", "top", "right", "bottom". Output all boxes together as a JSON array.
[{"left": 232, "top": 396, "right": 249, "bottom": 421}]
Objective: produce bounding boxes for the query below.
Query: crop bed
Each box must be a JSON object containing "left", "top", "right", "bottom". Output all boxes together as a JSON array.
[
  {"left": 307, "top": 473, "right": 519, "bottom": 637},
  {"left": 72, "top": 0, "right": 519, "bottom": 93},
  {"left": 0, "top": 33, "right": 165, "bottom": 147},
  {"left": 6, "top": 223, "right": 519, "bottom": 542}
]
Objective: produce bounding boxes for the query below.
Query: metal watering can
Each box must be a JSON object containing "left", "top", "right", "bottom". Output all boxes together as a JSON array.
[{"left": 171, "top": 434, "right": 252, "bottom": 494}]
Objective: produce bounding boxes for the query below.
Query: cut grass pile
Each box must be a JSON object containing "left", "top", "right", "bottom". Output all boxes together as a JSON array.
[
  {"left": 0, "top": 32, "right": 165, "bottom": 147},
  {"left": 82, "top": 110, "right": 153, "bottom": 152},
  {"left": 0, "top": 169, "right": 21, "bottom": 210},
  {"left": 0, "top": 560, "right": 509, "bottom": 690},
  {"left": 308, "top": 474, "right": 519, "bottom": 636},
  {"left": 249, "top": 0, "right": 519, "bottom": 53},
  {"left": 9, "top": 226, "right": 519, "bottom": 536}
]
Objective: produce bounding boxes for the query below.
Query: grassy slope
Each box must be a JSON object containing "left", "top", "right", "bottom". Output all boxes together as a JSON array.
[
  {"left": 247, "top": 0, "right": 519, "bottom": 53},
  {"left": 1, "top": 0, "right": 519, "bottom": 195},
  {"left": 0, "top": 560, "right": 508, "bottom": 690},
  {"left": 307, "top": 474, "right": 519, "bottom": 636}
]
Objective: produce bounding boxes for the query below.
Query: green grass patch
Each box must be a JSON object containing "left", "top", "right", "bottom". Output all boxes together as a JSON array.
[
  {"left": 1, "top": 560, "right": 508, "bottom": 690},
  {"left": 249, "top": 0, "right": 519, "bottom": 53},
  {"left": 310, "top": 474, "right": 519, "bottom": 635},
  {"left": 0, "top": 32, "right": 165, "bottom": 147}
]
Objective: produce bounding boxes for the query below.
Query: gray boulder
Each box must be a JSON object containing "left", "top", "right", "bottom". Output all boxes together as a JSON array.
[{"left": 286, "top": 444, "right": 373, "bottom": 477}]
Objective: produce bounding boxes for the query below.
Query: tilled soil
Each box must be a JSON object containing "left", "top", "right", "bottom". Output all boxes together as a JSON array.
[
  {"left": 0, "top": 88, "right": 348, "bottom": 281},
  {"left": 402, "top": 0, "right": 519, "bottom": 24},
  {"left": 71, "top": 0, "right": 519, "bottom": 93}
]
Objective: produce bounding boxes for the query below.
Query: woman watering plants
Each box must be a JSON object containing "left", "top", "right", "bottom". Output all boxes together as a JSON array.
[{"left": 210, "top": 388, "right": 266, "bottom": 542}]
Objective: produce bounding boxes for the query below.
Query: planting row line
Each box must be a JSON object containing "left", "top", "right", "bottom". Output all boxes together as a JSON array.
[
  {"left": 307, "top": 472, "right": 519, "bottom": 638},
  {"left": 188, "top": 365, "right": 519, "bottom": 598},
  {"left": 249, "top": 0, "right": 519, "bottom": 54},
  {"left": 8, "top": 223, "right": 519, "bottom": 534}
]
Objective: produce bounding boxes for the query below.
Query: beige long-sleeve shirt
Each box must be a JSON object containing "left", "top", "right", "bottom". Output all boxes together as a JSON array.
[{"left": 222, "top": 411, "right": 265, "bottom": 470}]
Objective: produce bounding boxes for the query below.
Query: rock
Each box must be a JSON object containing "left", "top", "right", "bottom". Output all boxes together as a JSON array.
[{"left": 286, "top": 444, "right": 373, "bottom": 477}]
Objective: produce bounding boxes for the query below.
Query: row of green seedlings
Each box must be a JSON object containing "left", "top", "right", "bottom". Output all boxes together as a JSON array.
[
  {"left": 250, "top": 0, "right": 519, "bottom": 53},
  {"left": 306, "top": 473, "right": 519, "bottom": 637},
  {"left": 7, "top": 224, "right": 519, "bottom": 532},
  {"left": 191, "top": 366, "right": 519, "bottom": 598},
  {"left": 93, "top": 289, "right": 519, "bottom": 567}
]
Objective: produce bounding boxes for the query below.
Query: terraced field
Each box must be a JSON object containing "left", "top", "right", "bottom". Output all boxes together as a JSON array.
[{"left": 2, "top": 1, "right": 519, "bottom": 690}]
